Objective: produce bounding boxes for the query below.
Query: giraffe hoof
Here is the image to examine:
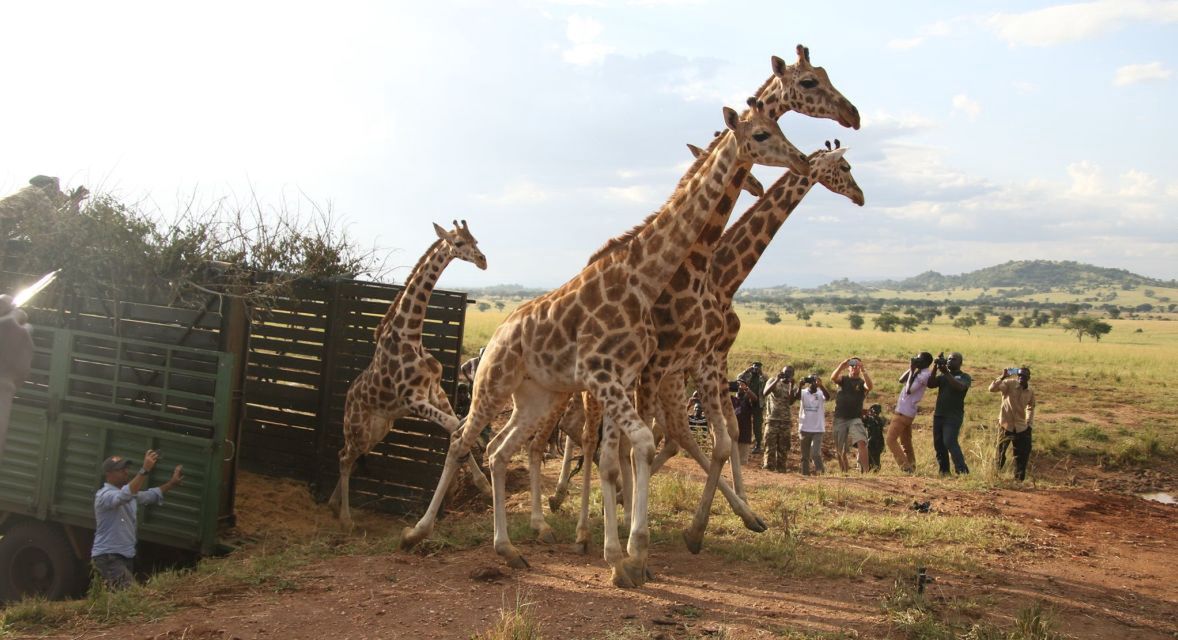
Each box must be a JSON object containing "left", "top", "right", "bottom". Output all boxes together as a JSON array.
[
  {"left": 645, "top": 566, "right": 656, "bottom": 582},
  {"left": 399, "top": 527, "right": 424, "bottom": 550},
  {"left": 573, "top": 537, "right": 590, "bottom": 555},
  {"left": 611, "top": 567, "right": 637, "bottom": 589},
  {"left": 682, "top": 529, "right": 704, "bottom": 555},
  {"left": 622, "top": 558, "right": 647, "bottom": 587},
  {"left": 548, "top": 495, "right": 563, "bottom": 512},
  {"left": 537, "top": 527, "right": 557, "bottom": 545},
  {"left": 742, "top": 513, "right": 768, "bottom": 533},
  {"left": 505, "top": 554, "right": 530, "bottom": 570}
]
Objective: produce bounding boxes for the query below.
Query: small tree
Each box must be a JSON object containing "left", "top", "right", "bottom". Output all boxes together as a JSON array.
[
  {"left": 847, "top": 313, "right": 864, "bottom": 330},
  {"left": 997, "top": 314, "right": 1015, "bottom": 327},
  {"left": 953, "top": 316, "right": 977, "bottom": 335},
  {"left": 1018, "top": 316, "right": 1034, "bottom": 328},
  {"left": 945, "top": 304, "right": 962, "bottom": 318},
  {"left": 1063, "top": 316, "right": 1113, "bottom": 342},
  {"left": 973, "top": 311, "right": 988, "bottom": 325},
  {"left": 495, "top": 300, "right": 506, "bottom": 312},
  {"left": 765, "top": 309, "right": 782, "bottom": 325},
  {"left": 874, "top": 312, "right": 900, "bottom": 332},
  {"left": 899, "top": 316, "right": 919, "bottom": 332},
  {"left": 477, "top": 302, "right": 491, "bottom": 312}
]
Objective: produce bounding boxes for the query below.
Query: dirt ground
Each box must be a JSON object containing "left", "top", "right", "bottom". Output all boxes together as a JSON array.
[{"left": 20, "top": 456, "right": 1178, "bottom": 640}]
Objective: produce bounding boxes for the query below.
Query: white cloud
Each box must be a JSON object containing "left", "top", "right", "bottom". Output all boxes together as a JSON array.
[
  {"left": 951, "top": 94, "right": 982, "bottom": 120},
  {"left": 986, "top": 0, "right": 1178, "bottom": 47},
  {"left": 1067, "top": 161, "right": 1104, "bottom": 197},
  {"left": 1014, "top": 81, "right": 1037, "bottom": 94},
  {"left": 473, "top": 180, "right": 551, "bottom": 206},
  {"left": 1114, "top": 61, "right": 1173, "bottom": 86},
  {"left": 887, "top": 36, "right": 926, "bottom": 50},
  {"left": 1119, "top": 169, "right": 1159, "bottom": 197},
  {"left": 604, "top": 184, "right": 657, "bottom": 204},
  {"left": 887, "top": 20, "right": 954, "bottom": 49},
  {"left": 561, "top": 15, "right": 613, "bottom": 66}
]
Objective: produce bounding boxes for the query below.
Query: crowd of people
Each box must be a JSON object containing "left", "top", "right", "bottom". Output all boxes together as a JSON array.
[{"left": 716, "top": 353, "right": 1037, "bottom": 479}]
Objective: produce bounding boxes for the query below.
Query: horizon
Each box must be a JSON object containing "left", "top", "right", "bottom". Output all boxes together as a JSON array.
[{"left": 2, "top": 1, "right": 1176, "bottom": 289}]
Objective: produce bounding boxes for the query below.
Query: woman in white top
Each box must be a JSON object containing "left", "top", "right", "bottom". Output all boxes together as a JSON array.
[
  {"left": 797, "top": 374, "right": 830, "bottom": 476},
  {"left": 886, "top": 352, "right": 934, "bottom": 473}
]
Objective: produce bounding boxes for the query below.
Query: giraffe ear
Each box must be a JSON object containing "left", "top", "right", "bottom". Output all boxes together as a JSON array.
[
  {"left": 826, "top": 148, "right": 848, "bottom": 161},
  {"left": 433, "top": 222, "right": 449, "bottom": 240},
  {"left": 686, "top": 143, "right": 705, "bottom": 158},
  {"left": 722, "top": 106, "right": 740, "bottom": 131},
  {"left": 771, "top": 55, "right": 787, "bottom": 77}
]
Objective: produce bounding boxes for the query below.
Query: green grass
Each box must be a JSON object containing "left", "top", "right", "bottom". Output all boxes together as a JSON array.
[
  {"left": 880, "top": 579, "right": 1068, "bottom": 640},
  {"left": 472, "top": 591, "right": 544, "bottom": 640}
]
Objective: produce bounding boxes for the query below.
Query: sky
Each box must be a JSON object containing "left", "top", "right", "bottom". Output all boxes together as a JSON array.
[{"left": 2, "top": 0, "right": 1176, "bottom": 289}]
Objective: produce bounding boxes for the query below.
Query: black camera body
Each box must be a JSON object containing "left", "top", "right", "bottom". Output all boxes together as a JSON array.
[
  {"left": 933, "top": 352, "right": 947, "bottom": 367},
  {"left": 802, "top": 375, "right": 818, "bottom": 385}
]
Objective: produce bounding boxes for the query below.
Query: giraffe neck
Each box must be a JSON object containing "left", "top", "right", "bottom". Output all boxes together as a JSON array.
[
  {"left": 626, "top": 131, "right": 748, "bottom": 301},
  {"left": 378, "top": 239, "right": 452, "bottom": 344},
  {"left": 711, "top": 171, "right": 815, "bottom": 303}
]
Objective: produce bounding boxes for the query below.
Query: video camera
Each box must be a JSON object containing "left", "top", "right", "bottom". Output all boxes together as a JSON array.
[{"left": 801, "top": 374, "right": 818, "bottom": 385}]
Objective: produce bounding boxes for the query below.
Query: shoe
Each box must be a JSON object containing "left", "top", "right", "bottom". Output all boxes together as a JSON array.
[{"left": 751, "top": 446, "right": 762, "bottom": 454}]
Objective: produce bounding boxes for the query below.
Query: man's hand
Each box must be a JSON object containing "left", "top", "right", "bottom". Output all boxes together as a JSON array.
[
  {"left": 170, "top": 465, "right": 184, "bottom": 485},
  {"left": 143, "top": 449, "right": 160, "bottom": 472}
]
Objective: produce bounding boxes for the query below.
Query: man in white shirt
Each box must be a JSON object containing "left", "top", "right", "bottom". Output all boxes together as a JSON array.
[
  {"left": 797, "top": 374, "right": 830, "bottom": 476},
  {"left": 886, "top": 352, "right": 934, "bottom": 473}
]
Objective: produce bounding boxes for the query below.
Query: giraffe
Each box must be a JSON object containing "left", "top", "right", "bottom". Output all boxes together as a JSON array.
[
  {"left": 536, "top": 47, "right": 861, "bottom": 553},
  {"left": 327, "top": 220, "right": 488, "bottom": 529},
  {"left": 400, "top": 101, "right": 810, "bottom": 588}
]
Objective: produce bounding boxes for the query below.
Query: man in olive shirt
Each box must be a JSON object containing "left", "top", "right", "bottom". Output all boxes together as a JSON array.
[
  {"left": 928, "top": 352, "right": 971, "bottom": 476},
  {"left": 990, "top": 366, "right": 1036, "bottom": 481}
]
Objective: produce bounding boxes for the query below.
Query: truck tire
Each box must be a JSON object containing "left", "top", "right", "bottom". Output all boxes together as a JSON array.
[{"left": 0, "top": 521, "right": 87, "bottom": 602}]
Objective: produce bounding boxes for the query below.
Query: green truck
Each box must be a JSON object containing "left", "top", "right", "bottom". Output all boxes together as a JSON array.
[{"left": 0, "top": 326, "right": 239, "bottom": 601}]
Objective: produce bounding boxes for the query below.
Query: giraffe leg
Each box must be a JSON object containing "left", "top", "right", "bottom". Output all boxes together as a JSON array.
[
  {"left": 574, "top": 393, "right": 601, "bottom": 555},
  {"left": 406, "top": 397, "right": 491, "bottom": 496},
  {"left": 590, "top": 380, "right": 656, "bottom": 589},
  {"left": 656, "top": 374, "right": 765, "bottom": 534},
  {"left": 528, "top": 394, "right": 571, "bottom": 543},
  {"left": 400, "top": 357, "right": 519, "bottom": 550},
  {"left": 549, "top": 398, "right": 584, "bottom": 512},
  {"left": 618, "top": 434, "right": 633, "bottom": 532},
  {"left": 329, "top": 399, "right": 382, "bottom": 530},
  {"left": 682, "top": 361, "right": 739, "bottom": 553},
  {"left": 489, "top": 381, "right": 565, "bottom": 569}
]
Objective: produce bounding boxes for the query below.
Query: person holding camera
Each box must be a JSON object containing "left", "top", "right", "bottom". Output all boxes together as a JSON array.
[
  {"left": 830, "top": 357, "right": 874, "bottom": 473},
  {"left": 739, "top": 361, "right": 768, "bottom": 454},
  {"left": 731, "top": 379, "right": 759, "bottom": 465},
  {"left": 886, "top": 352, "right": 935, "bottom": 473},
  {"left": 928, "top": 352, "right": 972, "bottom": 476},
  {"left": 761, "top": 365, "right": 799, "bottom": 472},
  {"left": 797, "top": 373, "right": 830, "bottom": 476},
  {"left": 92, "top": 449, "right": 184, "bottom": 590},
  {"left": 990, "top": 366, "right": 1036, "bottom": 481},
  {"left": 862, "top": 403, "right": 887, "bottom": 471}
]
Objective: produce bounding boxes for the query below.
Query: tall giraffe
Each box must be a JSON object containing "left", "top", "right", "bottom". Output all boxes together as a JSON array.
[
  {"left": 535, "top": 47, "right": 861, "bottom": 553},
  {"left": 328, "top": 220, "right": 488, "bottom": 529},
  {"left": 400, "top": 102, "right": 810, "bottom": 588}
]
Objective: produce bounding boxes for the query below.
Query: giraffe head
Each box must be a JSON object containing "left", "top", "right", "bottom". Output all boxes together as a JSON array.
[
  {"left": 807, "top": 139, "right": 864, "bottom": 206},
  {"left": 432, "top": 219, "right": 488, "bottom": 270},
  {"left": 686, "top": 143, "right": 765, "bottom": 197},
  {"left": 766, "top": 44, "right": 860, "bottom": 129},
  {"left": 723, "top": 99, "right": 810, "bottom": 174}
]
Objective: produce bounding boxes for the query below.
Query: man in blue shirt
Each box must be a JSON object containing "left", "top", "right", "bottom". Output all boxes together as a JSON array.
[{"left": 91, "top": 450, "right": 183, "bottom": 589}]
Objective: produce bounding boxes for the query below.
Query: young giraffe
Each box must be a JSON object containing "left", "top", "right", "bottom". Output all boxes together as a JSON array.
[
  {"left": 538, "top": 46, "right": 861, "bottom": 552},
  {"left": 401, "top": 102, "right": 810, "bottom": 588},
  {"left": 328, "top": 220, "right": 488, "bottom": 529}
]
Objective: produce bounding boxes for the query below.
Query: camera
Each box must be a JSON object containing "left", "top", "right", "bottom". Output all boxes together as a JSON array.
[
  {"left": 910, "top": 352, "right": 934, "bottom": 369},
  {"left": 848, "top": 357, "right": 860, "bottom": 367},
  {"left": 802, "top": 375, "right": 818, "bottom": 385},
  {"left": 777, "top": 372, "right": 790, "bottom": 380},
  {"left": 1005, "top": 367, "right": 1022, "bottom": 376},
  {"left": 933, "top": 352, "right": 947, "bottom": 367}
]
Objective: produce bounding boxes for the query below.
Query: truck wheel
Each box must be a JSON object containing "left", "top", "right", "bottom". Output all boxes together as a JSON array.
[{"left": 0, "top": 521, "right": 86, "bottom": 602}]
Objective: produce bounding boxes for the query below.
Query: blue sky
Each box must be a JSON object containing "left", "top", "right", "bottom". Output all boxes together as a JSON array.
[{"left": 2, "top": 1, "right": 1175, "bottom": 288}]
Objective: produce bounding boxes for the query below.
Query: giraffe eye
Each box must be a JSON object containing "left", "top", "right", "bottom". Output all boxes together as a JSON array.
[
  {"left": 800, "top": 78, "right": 819, "bottom": 89},
  {"left": 752, "top": 132, "right": 771, "bottom": 142}
]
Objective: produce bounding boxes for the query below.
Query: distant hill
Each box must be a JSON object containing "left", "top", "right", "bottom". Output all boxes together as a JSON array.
[
  {"left": 466, "top": 283, "right": 549, "bottom": 298},
  {"left": 855, "top": 260, "right": 1174, "bottom": 292}
]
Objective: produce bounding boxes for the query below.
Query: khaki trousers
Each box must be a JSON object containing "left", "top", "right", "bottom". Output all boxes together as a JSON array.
[{"left": 886, "top": 413, "right": 916, "bottom": 472}]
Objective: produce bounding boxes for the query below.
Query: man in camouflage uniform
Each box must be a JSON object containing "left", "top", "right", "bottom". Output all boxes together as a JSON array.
[
  {"left": 760, "top": 365, "right": 798, "bottom": 472},
  {"left": 862, "top": 403, "right": 887, "bottom": 471},
  {"left": 740, "top": 361, "right": 768, "bottom": 453}
]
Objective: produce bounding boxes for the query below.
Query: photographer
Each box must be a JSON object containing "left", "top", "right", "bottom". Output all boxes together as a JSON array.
[
  {"left": 886, "top": 352, "right": 934, "bottom": 473},
  {"left": 761, "top": 365, "right": 799, "bottom": 472},
  {"left": 862, "top": 404, "right": 887, "bottom": 471},
  {"left": 796, "top": 373, "right": 829, "bottom": 476},
  {"left": 830, "top": 357, "right": 874, "bottom": 473},
  {"left": 731, "top": 379, "right": 758, "bottom": 465},
  {"left": 928, "top": 352, "right": 972, "bottom": 476},
  {"left": 989, "top": 366, "right": 1036, "bottom": 481},
  {"left": 738, "top": 362, "right": 768, "bottom": 454}
]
